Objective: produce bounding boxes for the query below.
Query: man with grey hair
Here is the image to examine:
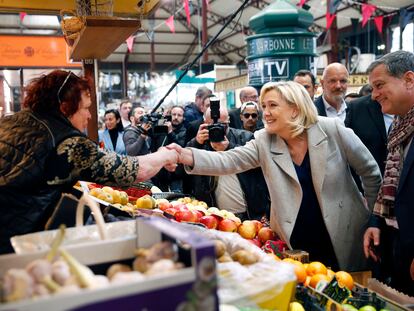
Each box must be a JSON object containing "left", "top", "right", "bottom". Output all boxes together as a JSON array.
[
  {"left": 229, "top": 86, "right": 262, "bottom": 129},
  {"left": 186, "top": 104, "right": 270, "bottom": 221},
  {"left": 363, "top": 50, "right": 414, "bottom": 296},
  {"left": 183, "top": 86, "right": 212, "bottom": 128},
  {"left": 314, "top": 63, "right": 349, "bottom": 122}
]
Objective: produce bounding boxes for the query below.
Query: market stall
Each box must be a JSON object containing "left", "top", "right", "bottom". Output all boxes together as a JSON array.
[{"left": 1, "top": 186, "right": 413, "bottom": 311}]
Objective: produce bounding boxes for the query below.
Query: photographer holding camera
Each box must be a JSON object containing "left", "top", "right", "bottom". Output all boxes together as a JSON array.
[
  {"left": 186, "top": 98, "right": 270, "bottom": 221},
  {"left": 123, "top": 106, "right": 152, "bottom": 156}
]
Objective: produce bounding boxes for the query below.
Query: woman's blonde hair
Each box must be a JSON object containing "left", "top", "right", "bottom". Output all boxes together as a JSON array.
[{"left": 259, "top": 81, "right": 318, "bottom": 137}]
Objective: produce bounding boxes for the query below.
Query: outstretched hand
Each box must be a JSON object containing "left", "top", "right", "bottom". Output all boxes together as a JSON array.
[
  {"left": 166, "top": 143, "right": 194, "bottom": 167},
  {"left": 137, "top": 147, "right": 179, "bottom": 181}
]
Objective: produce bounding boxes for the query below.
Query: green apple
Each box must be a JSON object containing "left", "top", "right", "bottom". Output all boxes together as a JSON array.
[{"left": 359, "top": 305, "right": 377, "bottom": 311}]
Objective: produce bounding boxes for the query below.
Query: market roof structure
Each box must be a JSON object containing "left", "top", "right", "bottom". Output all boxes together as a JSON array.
[{"left": 0, "top": 0, "right": 413, "bottom": 67}]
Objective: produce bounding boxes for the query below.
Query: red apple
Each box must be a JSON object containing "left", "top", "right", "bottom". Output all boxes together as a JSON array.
[
  {"left": 199, "top": 215, "right": 218, "bottom": 229},
  {"left": 175, "top": 210, "right": 197, "bottom": 222},
  {"left": 192, "top": 210, "right": 204, "bottom": 222},
  {"left": 158, "top": 201, "right": 172, "bottom": 212},
  {"left": 237, "top": 220, "right": 257, "bottom": 239},
  {"left": 258, "top": 227, "right": 277, "bottom": 243},
  {"left": 210, "top": 214, "right": 223, "bottom": 223},
  {"left": 218, "top": 219, "right": 238, "bottom": 232},
  {"left": 247, "top": 238, "right": 262, "bottom": 248},
  {"left": 176, "top": 204, "right": 189, "bottom": 212},
  {"left": 251, "top": 220, "right": 263, "bottom": 234},
  {"left": 164, "top": 207, "right": 178, "bottom": 217},
  {"left": 193, "top": 207, "right": 207, "bottom": 216}
]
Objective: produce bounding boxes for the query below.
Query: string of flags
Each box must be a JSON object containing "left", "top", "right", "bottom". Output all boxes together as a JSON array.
[
  {"left": 125, "top": 0, "right": 209, "bottom": 52},
  {"left": 298, "top": 0, "right": 414, "bottom": 34},
  {"left": 17, "top": 0, "right": 412, "bottom": 53}
]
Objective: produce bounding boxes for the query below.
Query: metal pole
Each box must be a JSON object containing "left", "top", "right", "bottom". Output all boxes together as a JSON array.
[{"left": 152, "top": 0, "right": 251, "bottom": 113}]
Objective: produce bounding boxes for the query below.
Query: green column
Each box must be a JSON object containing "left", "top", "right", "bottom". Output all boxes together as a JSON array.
[{"left": 246, "top": 0, "right": 316, "bottom": 87}]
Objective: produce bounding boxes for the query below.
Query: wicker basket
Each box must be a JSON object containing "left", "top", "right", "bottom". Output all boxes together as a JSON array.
[{"left": 60, "top": 10, "right": 85, "bottom": 46}]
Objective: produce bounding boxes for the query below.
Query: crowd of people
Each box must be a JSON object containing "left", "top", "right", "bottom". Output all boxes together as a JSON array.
[{"left": 0, "top": 50, "right": 413, "bottom": 296}]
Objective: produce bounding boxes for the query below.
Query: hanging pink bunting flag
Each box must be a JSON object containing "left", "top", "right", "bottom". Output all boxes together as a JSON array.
[
  {"left": 126, "top": 36, "right": 134, "bottom": 52},
  {"left": 165, "top": 15, "right": 175, "bottom": 33},
  {"left": 326, "top": 12, "right": 336, "bottom": 30},
  {"left": 184, "top": 0, "right": 191, "bottom": 27},
  {"left": 298, "top": 0, "right": 307, "bottom": 7},
  {"left": 362, "top": 4, "right": 376, "bottom": 27},
  {"left": 374, "top": 15, "right": 384, "bottom": 34},
  {"left": 19, "top": 12, "right": 27, "bottom": 22}
]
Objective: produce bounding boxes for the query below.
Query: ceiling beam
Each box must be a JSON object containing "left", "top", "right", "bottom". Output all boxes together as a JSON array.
[
  {"left": 163, "top": 5, "right": 235, "bottom": 64},
  {"left": 112, "top": 51, "right": 222, "bottom": 56},
  {"left": 0, "top": 0, "right": 151, "bottom": 17},
  {"left": 127, "top": 41, "right": 198, "bottom": 45}
]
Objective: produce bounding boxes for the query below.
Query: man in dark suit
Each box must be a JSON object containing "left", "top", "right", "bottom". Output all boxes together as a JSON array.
[
  {"left": 314, "top": 63, "right": 349, "bottom": 122},
  {"left": 345, "top": 95, "right": 391, "bottom": 176},
  {"left": 363, "top": 51, "right": 414, "bottom": 296},
  {"left": 346, "top": 95, "right": 394, "bottom": 283},
  {"left": 293, "top": 69, "right": 318, "bottom": 101}
]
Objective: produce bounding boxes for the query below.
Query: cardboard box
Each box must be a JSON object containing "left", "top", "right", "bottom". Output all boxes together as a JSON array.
[{"left": 0, "top": 217, "right": 218, "bottom": 311}]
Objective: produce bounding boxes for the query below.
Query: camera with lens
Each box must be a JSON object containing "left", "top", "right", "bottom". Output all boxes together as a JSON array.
[
  {"left": 139, "top": 112, "right": 171, "bottom": 136},
  {"left": 207, "top": 96, "right": 226, "bottom": 143}
]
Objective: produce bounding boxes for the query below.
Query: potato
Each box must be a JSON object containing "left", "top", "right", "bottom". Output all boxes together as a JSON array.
[
  {"left": 214, "top": 240, "right": 226, "bottom": 258},
  {"left": 106, "top": 264, "right": 131, "bottom": 280},
  {"left": 231, "top": 250, "right": 258, "bottom": 265},
  {"left": 218, "top": 253, "right": 233, "bottom": 263}
]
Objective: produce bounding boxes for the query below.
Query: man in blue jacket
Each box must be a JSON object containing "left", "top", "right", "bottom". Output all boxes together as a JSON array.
[{"left": 183, "top": 86, "right": 212, "bottom": 128}]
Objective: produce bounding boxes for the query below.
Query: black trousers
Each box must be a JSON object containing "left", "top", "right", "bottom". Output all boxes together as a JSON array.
[{"left": 389, "top": 227, "right": 414, "bottom": 297}]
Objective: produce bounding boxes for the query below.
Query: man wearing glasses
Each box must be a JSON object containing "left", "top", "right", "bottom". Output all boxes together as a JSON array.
[
  {"left": 186, "top": 104, "right": 270, "bottom": 221},
  {"left": 229, "top": 86, "right": 262, "bottom": 129},
  {"left": 240, "top": 101, "right": 262, "bottom": 133}
]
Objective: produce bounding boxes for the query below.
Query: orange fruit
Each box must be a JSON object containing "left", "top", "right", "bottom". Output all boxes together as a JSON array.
[
  {"left": 303, "top": 263, "right": 309, "bottom": 271},
  {"left": 327, "top": 269, "right": 335, "bottom": 280},
  {"left": 306, "top": 261, "right": 327, "bottom": 276},
  {"left": 335, "top": 271, "right": 354, "bottom": 290},
  {"left": 291, "top": 261, "right": 307, "bottom": 283},
  {"left": 309, "top": 273, "right": 331, "bottom": 288},
  {"left": 283, "top": 258, "right": 295, "bottom": 263},
  {"left": 304, "top": 275, "right": 311, "bottom": 286}
]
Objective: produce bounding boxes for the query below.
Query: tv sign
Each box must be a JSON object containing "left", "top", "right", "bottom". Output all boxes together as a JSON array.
[{"left": 248, "top": 57, "right": 289, "bottom": 86}]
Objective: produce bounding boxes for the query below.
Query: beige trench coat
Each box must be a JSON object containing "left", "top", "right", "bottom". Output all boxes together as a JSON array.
[{"left": 186, "top": 117, "right": 382, "bottom": 271}]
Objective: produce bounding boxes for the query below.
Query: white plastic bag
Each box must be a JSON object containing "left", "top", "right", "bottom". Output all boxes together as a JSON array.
[{"left": 11, "top": 194, "right": 136, "bottom": 254}]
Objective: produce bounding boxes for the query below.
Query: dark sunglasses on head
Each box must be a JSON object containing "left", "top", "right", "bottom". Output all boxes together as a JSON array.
[
  {"left": 57, "top": 71, "right": 80, "bottom": 104},
  {"left": 243, "top": 113, "right": 258, "bottom": 119}
]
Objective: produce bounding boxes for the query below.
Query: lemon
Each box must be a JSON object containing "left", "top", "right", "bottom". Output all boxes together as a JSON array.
[
  {"left": 136, "top": 195, "right": 155, "bottom": 209},
  {"left": 112, "top": 190, "right": 122, "bottom": 204},
  {"left": 289, "top": 301, "right": 305, "bottom": 311},
  {"left": 89, "top": 188, "right": 103, "bottom": 197},
  {"left": 119, "top": 191, "right": 129, "bottom": 205},
  {"left": 97, "top": 192, "right": 113, "bottom": 203}
]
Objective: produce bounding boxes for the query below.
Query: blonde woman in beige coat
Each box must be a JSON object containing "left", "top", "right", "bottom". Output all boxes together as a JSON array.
[{"left": 169, "top": 81, "right": 382, "bottom": 271}]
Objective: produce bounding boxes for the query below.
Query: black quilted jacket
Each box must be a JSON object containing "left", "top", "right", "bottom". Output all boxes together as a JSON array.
[{"left": 0, "top": 110, "right": 80, "bottom": 254}]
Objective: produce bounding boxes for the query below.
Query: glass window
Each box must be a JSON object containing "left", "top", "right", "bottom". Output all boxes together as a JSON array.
[{"left": 391, "top": 23, "right": 414, "bottom": 53}]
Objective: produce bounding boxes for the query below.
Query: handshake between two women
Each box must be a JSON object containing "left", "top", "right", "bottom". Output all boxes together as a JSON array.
[{"left": 136, "top": 143, "right": 193, "bottom": 182}]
